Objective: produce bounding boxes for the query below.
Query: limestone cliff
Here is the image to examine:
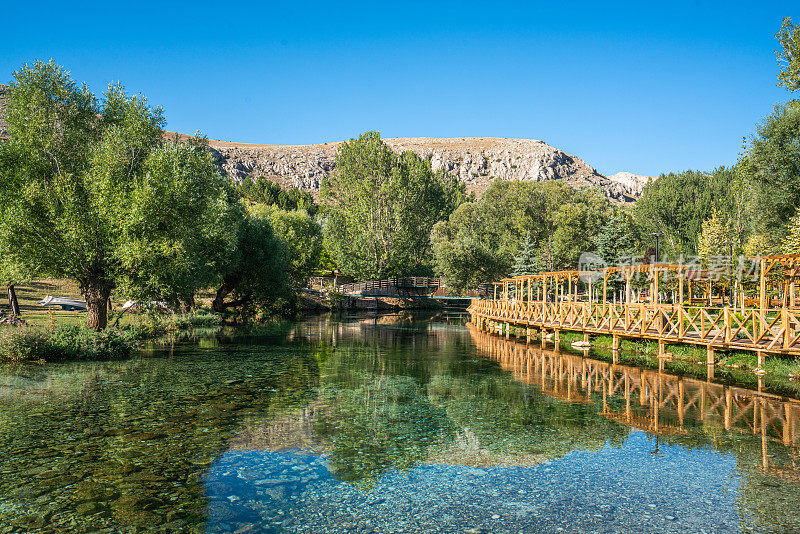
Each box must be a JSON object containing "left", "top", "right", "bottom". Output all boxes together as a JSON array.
[
  {"left": 607, "top": 172, "right": 655, "bottom": 198},
  {"left": 0, "top": 85, "right": 651, "bottom": 201},
  {"left": 207, "top": 136, "right": 644, "bottom": 202}
]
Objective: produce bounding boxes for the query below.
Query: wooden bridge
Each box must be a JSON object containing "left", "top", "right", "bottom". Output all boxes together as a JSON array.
[
  {"left": 470, "top": 325, "right": 800, "bottom": 479},
  {"left": 310, "top": 276, "right": 492, "bottom": 299},
  {"left": 468, "top": 255, "right": 800, "bottom": 361}
]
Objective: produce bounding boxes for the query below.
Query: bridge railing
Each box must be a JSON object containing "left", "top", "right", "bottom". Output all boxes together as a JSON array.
[
  {"left": 335, "top": 277, "right": 443, "bottom": 296},
  {"left": 468, "top": 299, "right": 800, "bottom": 354}
]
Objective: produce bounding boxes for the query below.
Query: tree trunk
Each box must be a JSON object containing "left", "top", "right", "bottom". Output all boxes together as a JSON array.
[
  {"left": 83, "top": 283, "right": 113, "bottom": 331},
  {"left": 7, "top": 285, "right": 20, "bottom": 316},
  {"left": 179, "top": 294, "right": 195, "bottom": 313},
  {"left": 212, "top": 275, "right": 245, "bottom": 313}
]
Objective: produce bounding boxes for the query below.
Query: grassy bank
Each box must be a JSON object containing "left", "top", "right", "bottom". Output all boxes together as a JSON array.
[{"left": 0, "top": 310, "right": 223, "bottom": 363}]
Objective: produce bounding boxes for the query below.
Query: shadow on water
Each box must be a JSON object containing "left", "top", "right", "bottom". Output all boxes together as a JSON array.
[{"left": 0, "top": 312, "right": 798, "bottom": 533}]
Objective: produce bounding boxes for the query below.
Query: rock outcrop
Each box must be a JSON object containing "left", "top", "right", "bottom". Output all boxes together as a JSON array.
[
  {"left": 208, "top": 136, "right": 645, "bottom": 202},
  {"left": 607, "top": 172, "right": 655, "bottom": 198},
  {"left": 0, "top": 85, "right": 652, "bottom": 201}
]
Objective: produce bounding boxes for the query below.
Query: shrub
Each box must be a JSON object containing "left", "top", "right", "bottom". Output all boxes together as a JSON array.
[{"left": 0, "top": 325, "right": 137, "bottom": 362}]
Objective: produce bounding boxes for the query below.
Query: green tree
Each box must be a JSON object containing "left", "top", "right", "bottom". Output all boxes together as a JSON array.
[
  {"left": 746, "top": 102, "right": 800, "bottom": 240},
  {"left": 236, "top": 177, "right": 318, "bottom": 216},
  {"left": 211, "top": 213, "right": 289, "bottom": 313},
  {"left": 596, "top": 210, "right": 642, "bottom": 265},
  {"left": 250, "top": 204, "right": 323, "bottom": 288},
  {"left": 511, "top": 233, "right": 538, "bottom": 277},
  {"left": 776, "top": 17, "right": 800, "bottom": 92},
  {"left": 632, "top": 168, "right": 734, "bottom": 259},
  {"left": 0, "top": 61, "right": 239, "bottom": 329},
  {"left": 697, "top": 209, "right": 732, "bottom": 264},
  {"left": 783, "top": 208, "right": 800, "bottom": 253},
  {"left": 744, "top": 233, "right": 776, "bottom": 257},
  {"left": 431, "top": 180, "right": 612, "bottom": 291},
  {"left": 321, "top": 131, "right": 465, "bottom": 279}
]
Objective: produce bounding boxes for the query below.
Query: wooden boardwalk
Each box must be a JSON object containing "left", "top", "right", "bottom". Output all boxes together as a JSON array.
[{"left": 468, "top": 299, "right": 800, "bottom": 357}]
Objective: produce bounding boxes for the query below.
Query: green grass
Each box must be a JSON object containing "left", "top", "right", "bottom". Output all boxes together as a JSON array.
[{"left": 0, "top": 278, "right": 224, "bottom": 362}]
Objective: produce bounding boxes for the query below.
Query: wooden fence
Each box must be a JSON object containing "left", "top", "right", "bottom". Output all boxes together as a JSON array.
[{"left": 468, "top": 299, "right": 800, "bottom": 356}]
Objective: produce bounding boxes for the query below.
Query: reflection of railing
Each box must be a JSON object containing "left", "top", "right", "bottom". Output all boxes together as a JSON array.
[
  {"left": 468, "top": 300, "right": 800, "bottom": 355},
  {"left": 468, "top": 325, "right": 800, "bottom": 476}
]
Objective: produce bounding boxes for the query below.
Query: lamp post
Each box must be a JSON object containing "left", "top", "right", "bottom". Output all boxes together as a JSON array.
[{"left": 648, "top": 232, "right": 664, "bottom": 264}]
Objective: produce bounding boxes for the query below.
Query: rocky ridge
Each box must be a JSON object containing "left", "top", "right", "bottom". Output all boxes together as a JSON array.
[
  {"left": 0, "top": 84, "right": 653, "bottom": 201},
  {"left": 208, "top": 136, "right": 647, "bottom": 202},
  {"left": 606, "top": 172, "right": 655, "bottom": 198}
]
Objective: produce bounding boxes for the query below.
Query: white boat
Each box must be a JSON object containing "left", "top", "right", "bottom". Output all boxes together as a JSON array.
[{"left": 38, "top": 295, "right": 87, "bottom": 311}]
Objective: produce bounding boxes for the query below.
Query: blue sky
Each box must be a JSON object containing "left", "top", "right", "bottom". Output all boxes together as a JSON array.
[{"left": 3, "top": 1, "right": 798, "bottom": 176}]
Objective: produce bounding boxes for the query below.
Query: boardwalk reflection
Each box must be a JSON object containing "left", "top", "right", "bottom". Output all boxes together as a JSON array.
[{"left": 467, "top": 324, "right": 800, "bottom": 481}]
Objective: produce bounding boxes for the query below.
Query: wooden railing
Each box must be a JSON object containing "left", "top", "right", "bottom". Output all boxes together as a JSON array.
[
  {"left": 336, "top": 277, "right": 443, "bottom": 296},
  {"left": 468, "top": 300, "right": 800, "bottom": 355}
]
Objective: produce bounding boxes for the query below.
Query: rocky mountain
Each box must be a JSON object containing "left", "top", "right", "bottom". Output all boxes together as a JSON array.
[
  {"left": 0, "top": 85, "right": 651, "bottom": 201},
  {"left": 607, "top": 172, "right": 655, "bottom": 198},
  {"left": 208, "top": 136, "right": 645, "bottom": 202}
]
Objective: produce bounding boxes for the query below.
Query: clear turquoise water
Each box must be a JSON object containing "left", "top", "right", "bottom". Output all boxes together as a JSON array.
[{"left": 0, "top": 313, "right": 798, "bottom": 533}]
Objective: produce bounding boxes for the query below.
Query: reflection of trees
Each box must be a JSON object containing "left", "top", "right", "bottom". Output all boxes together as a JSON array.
[
  {"left": 314, "top": 375, "right": 453, "bottom": 487},
  {"left": 427, "top": 375, "right": 627, "bottom": 463},
  {"left": 302, "top": 327, "right": 628, "bottom": 483}
]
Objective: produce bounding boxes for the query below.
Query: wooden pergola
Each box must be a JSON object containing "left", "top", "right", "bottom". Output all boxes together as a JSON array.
[{"left": 491, "top": 255, "right": 800, "bottom": 311}]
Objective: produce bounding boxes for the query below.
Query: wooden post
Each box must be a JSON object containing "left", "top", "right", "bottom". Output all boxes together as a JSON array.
[
  {"left": 706, "top": 345, "right": 714, "bottom": 365},
  {"left": 678, "top": 267, "right": 684, "bottom": 306},
  {"left": 654, "top": 267, "right": 660, "bottom": 304},
  {"left": 759, "top": 258, "right": 767, "bottom": 337},
  {"left": 505, "top": 323, "right": 510, "bottom": 339},
  {"left": 757, "top": 350, "right": 765, "bottom": 370},
  {"left": 724, "top": 306, "right": 731, "bottom": 343},
  {"left": 725, "top": 388, "right": 732, "bottom": 429},
  {"left": 612, "top": 335, "right": 620, "bottom": 351},
  {"left": 583, "top": 332, "right": 589, "bottom": 343},
  {"left": 625, "top": 272, "right": 632, "bottom": 304},
  {"left": 783, "top": 307, "right": 790, "bottom": 349}
]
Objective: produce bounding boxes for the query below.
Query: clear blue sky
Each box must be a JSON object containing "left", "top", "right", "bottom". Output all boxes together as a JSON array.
[{"left": 3, "top": 1, "right": 799, "bottom": 176}]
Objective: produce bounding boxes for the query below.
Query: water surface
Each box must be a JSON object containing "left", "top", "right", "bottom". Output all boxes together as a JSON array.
[{"left": 0, "top": 313, "right": 798, "bottom": 533}]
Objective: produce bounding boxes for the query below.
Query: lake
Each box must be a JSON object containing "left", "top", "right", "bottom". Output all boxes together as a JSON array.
[{"left": 0, "top": 313, "right": 798, "bottom": 533}]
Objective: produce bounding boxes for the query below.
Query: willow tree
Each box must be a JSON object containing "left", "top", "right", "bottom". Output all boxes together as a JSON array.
[
  {"left": 0, "top": 61, "right": 238, "bottom": 329},
  {"left": 321, "top": 131, "right": 465, "bottom": 280}
]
